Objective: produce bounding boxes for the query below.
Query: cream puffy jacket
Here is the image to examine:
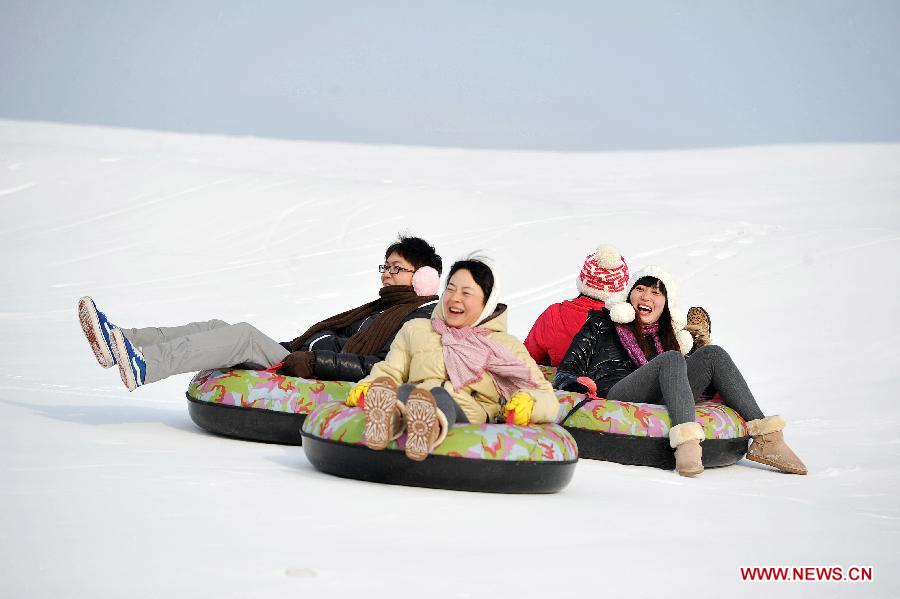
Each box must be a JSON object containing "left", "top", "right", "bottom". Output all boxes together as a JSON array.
[{"left": 361, "top": 303, "right": 559, "bottom": 424}]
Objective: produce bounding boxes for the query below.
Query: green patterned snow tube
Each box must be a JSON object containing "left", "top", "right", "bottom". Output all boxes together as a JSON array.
[
  {"left": 185, "top": 368, "right": 354, "bottom": 444},
  {"left": 301, "top": 402, "right": 578, "bottom": 493},
  {"left": 554, "top": 385, "right": 750, "bottom": 468}
]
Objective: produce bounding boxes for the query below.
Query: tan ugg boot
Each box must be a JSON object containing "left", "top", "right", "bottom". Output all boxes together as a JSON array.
[
  {"left": 686, "top": 306, "right": 712, "bottom": 348},
  {"left": 363, "top": 377, "right": 407, "bottom": 451},
  {"left": 670, "top": 422, "right": 705, "bottom": 477},
  {"left": 403, "top": 388, "right": 449, "bottom": 462},
  {"left": 746, "top": 416, "right": 807, "bottom": 475}
]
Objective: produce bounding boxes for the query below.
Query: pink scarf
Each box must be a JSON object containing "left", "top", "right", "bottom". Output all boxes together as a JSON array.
[
  {"left": 615, "top": 322, "right": 664, "bottom": 367},
  {"left": 431, "top": 319, "right": 537, "bottom": 401}
]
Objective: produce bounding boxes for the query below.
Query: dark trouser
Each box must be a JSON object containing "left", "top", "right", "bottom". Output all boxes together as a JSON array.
[
  {"left": 397, "top": 384, "right": 470, "bottom": 427},
  {"left": 606, "top": 345, "right": 765, "bottom": 426}
]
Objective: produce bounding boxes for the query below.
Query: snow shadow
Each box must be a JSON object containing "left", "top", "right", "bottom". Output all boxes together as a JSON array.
[{"left": 0, "top": 398, "right": 198, "bottom": 434}]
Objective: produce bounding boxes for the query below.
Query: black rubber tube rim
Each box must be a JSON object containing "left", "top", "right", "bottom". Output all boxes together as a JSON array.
[
  {"left": 564, "top": 426, "right": 748, "bottom": 469},
  {"left": 300, "top": 431, "right": 577, "bottom": 494},
  {"left": 186, "top": 395, "right": 306, "bottom": 445},
  {"left": 185, "top": 394, "right": 746, "bottom": 472}
]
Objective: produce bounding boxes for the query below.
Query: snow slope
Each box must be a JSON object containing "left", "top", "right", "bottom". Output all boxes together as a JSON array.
[{"left": 1, "top": 120, "right": 898, "bottom": 598}]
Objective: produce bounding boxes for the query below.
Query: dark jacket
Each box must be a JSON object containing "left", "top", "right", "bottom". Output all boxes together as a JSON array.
[
  {"left": 524, "top": 295, "right": 606, "bottom": 367},
  {"left": 554, "top": 308, "right": 655, "bottom": 397},
  {"left": 280, "top": 300, "right": 438, "bottom": 382}
]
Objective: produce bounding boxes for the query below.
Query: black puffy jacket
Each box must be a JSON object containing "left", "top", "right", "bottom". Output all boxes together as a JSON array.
[
  {"left": 554, "top": 308, "right": 654, "bottom": 397},
  {"left": 281, "top": 300, "right": 438, "bottom": 382}
]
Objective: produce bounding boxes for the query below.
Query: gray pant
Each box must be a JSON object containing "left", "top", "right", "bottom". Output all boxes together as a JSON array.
[
  {"left": 123, "top": 320, "right": 289, "bottom": 384},
  {"left": 606, "top": 345, "right": 765, "bottom": 426}
]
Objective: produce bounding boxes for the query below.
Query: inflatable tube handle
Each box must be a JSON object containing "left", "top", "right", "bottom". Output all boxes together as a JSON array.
[
  {"left": 559, "top": 377, "right": 602, "bottom": 427},
  {"left": 576, "top": 376, "right": 600, "bottom": 400}
]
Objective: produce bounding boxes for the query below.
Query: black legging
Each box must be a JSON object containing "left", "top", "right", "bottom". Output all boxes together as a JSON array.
[
  {"left": 397, "top": 384, "right": 470, "bottom": 427},
  {"left": 606, "top": 345, "right": 765, "bottom": 426}
]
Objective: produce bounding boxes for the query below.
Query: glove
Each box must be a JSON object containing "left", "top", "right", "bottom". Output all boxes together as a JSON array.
[
  {"left": 684, "top": 325, "right": 711, "bottom": 348},
  {"left": 346, "top": 382, "right": 371, "bottom": 407},
  {"left": 503, "top": 392, "right": 535, "bottom": 426},
  {"left": 576, "top": 376, "right": 600, "bottom": 400},
  {"left": 685, "top": 307, "right": 712, "bottom": 348},
  {"left": 279, "top": 351, "right": 315, "bottom": 379}
]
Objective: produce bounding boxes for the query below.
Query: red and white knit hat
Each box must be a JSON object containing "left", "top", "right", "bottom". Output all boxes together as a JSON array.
[{"left": 576, "top": 245, "right": 629, "bottom": 303}]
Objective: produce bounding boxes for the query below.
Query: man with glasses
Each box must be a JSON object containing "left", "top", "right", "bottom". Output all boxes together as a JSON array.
[
  {"left": 278, "top": 236, "right": 442, "bottom": 381},
  {"left": 79, "top": 236, "right": 442, "bottom": 390}
]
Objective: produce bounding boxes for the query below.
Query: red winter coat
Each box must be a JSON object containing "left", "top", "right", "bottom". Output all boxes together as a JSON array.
[{"left": 524, "top": 295, "right": 606, "bottom": 367}]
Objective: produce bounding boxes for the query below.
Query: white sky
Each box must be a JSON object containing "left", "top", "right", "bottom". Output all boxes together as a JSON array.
[{"left": 2, "top": 0, "right": 899, "bottom": 150}]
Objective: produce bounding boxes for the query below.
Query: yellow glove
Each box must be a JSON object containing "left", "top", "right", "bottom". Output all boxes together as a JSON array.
[
  {"left": 503, "top": 392, "right": 535, "bottom": 426},
  {"left": 346, "top": 382, "right": 371, "bottom": 407}
]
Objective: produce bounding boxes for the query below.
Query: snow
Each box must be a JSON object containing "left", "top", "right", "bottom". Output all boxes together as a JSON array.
[{"left": 1, "top": 119, "right": 898, "bottom": 598}]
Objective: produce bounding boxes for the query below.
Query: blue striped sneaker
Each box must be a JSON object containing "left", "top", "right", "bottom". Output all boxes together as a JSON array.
[
  {"left": 110, "top": 328, "right": 147, "bottom": 391},
  {"left": 78, "top": 296, "right": 118, "bottom": 368}
]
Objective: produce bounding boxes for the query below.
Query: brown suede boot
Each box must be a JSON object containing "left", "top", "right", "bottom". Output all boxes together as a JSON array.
[
  {"left": 363, "top": 377, "right": 406, "bottom": 451},
  {"left": 670, "top": 422, "right": 705, "bottom": 477},
  {"left": 746, "top": 416, "right": 807, "bottom": 474},
  {"left": 686, "top": 306, "right": 712, "bottom": 349},
  {"left": 403, "top": 388, "right": 449, "bottom": 462}
]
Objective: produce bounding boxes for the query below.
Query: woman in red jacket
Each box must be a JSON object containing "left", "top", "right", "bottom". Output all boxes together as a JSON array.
[{"left": 524, "top": 245, "right": 629, "bottom": 366}]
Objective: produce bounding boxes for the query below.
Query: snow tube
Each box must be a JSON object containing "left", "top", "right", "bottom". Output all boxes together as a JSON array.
[
  {"left": 301, "top": 402, "right": 578, "bottom": 494},
  {"left": 555, "top": 389, "right": 749, "bottom": 469},
  {"left": 185, "top": 368, "right": 354, "bottom": 444}
]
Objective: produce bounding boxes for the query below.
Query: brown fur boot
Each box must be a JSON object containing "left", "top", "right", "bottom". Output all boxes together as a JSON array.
[
  {"left": 746, "top": 416, "right": 807, "bottom": 474},
  {"left": 686, "top": 306, "right": 712, "bottom": 349},
  {"left": 403, "top": 388, "right": 449, "bottom": 461},
  {"left": 363, "top": 377, "right": 407, "bottom": 451},
  {"left": 670, "top": 422, "right": 705, "bottom": 477}
]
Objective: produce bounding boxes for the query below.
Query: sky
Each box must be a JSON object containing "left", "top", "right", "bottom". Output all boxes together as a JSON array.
[{"left": 2, "top": 0, "right": 899, "bottom": 151}]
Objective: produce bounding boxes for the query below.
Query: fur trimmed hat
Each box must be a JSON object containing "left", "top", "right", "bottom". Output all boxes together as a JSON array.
[
  {"left": 475, "top": 278, "right": 500, "bottom": 326},
  {"left": 607, "top": 264, "right": 694, "bottom": 355},
  {"left": 576, "top": 245, "right": 629, "bottom": 303},
  {"left": 433, "top": 256, "right": 502, "bottom": 327}
]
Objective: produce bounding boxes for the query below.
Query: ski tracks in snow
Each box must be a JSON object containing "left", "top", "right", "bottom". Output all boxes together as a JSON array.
[{"left": 0, "top": 182, "right": 36, "bottom": 197}]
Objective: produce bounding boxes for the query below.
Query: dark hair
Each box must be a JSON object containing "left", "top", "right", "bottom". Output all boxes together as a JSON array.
[
  {"left": 446, "top": 259, "right": 494, "bottom": 305},
  {"left": 384, "top": 235, "right": 442, "bottom": 274},
  {"left": 626, "top": 276, "right": 679, "bottom": 356}
]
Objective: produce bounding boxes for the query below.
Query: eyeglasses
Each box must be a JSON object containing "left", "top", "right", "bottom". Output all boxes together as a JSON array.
[{"left": 379, "top": 264, "right": 415, "bottom": 275}]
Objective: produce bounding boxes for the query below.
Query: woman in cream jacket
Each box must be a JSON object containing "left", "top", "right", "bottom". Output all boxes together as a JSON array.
[{"left": 347, "top": 258, "right": 559, "bottom": 461}]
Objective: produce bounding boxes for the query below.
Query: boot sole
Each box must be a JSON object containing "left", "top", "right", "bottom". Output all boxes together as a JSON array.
[
  {"left": 746, "top": 453, "right": 807, "bottom": 475},
  {"left": 78, "top": 297, "right": 115, "bottom": 368},
  {"left": 404, "top": 388, "right": 438, "bottom": 462},
  {"left": 110, "top": 329, "right": 139, "bottom": 392},
  {"left": 363, "top": 378, "right": 399, "bottom": 451},
  {"left": 677, "top": 466, "right": 704, "bottom": 477}
]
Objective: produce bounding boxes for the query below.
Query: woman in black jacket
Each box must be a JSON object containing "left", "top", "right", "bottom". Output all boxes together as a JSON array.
[{"left": 555, "top": 265, "right": 806, "bottom": 477}]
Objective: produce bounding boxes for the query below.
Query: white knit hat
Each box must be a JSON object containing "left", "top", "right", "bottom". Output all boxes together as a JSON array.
[
  {"left": 576, "top": 244, "right": 630, "bottom": 303},
  {"left": 607, "top": 265, "right": 694, "bottom": 354}
]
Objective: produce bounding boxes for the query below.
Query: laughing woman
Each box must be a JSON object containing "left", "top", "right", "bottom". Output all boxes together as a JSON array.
[
  {"left": 345, "top": 258, "right": 560, "bottom": 461},
  {"left": 554, "top": 265, "right": 807, "bottom": 477}
]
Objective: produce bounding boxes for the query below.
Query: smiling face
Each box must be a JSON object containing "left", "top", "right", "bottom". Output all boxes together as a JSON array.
[
  {"left": 629, "top": 280, "right": 667, "bottom": 325},
  {"left": 442, "top": 268, "right": 486, "bottom": 328},
  {"left": 381, "top": 251, "right": 416, "bottom": 287}
]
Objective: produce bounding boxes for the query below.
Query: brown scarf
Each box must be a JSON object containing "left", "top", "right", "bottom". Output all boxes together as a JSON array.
[{"left": 287, "top": 285, "right": 437, "bottom": 355}]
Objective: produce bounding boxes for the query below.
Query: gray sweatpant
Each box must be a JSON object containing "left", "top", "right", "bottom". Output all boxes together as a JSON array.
[
  {"left": 606, "top": 345, "right": 765, "bottom": 426},
  {"left": 122, "top": 320, "right": 289, "bottom": 384}
]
